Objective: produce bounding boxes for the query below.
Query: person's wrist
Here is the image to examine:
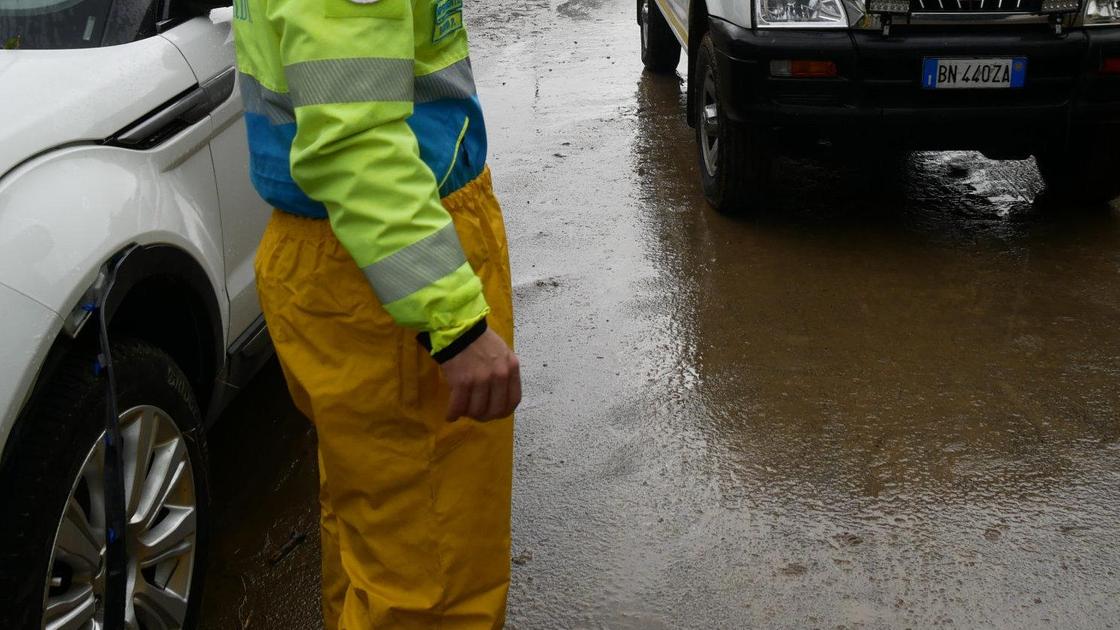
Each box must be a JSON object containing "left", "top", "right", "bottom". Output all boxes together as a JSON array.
[{"left": 417, "top": 318, "right": 488, "bottom": 364}]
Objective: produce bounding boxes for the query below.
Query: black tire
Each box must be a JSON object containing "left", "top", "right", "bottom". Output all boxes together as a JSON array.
[
  {"left": 694, "top": 33, "right": 770, "bottom": 214},
  {"left": 0, "top": 338, "right": 209, "bottom": 629},
  {"left": 1035, "top": 136, "right": 1120, "bottom": 204},
  {"left": 640, "top": 0, "right": 681, "bottom": 73}
]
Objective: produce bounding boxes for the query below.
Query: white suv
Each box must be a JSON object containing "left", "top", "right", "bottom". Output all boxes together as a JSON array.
[{"left": 0, "top": 1, "right": 270, "bottom": 627}]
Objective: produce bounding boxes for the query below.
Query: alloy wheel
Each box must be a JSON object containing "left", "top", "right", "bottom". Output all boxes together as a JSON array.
[
  {"left": 700, "top": 66, "right": 721, "bottom": 178},
  {"left": 41, "top": 405, "right": 198, "bottom": 630}
]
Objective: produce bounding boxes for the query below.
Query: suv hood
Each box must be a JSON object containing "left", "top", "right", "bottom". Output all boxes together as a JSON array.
[{"left": 0, "top": 36, "right": 197, "bottom": 179}]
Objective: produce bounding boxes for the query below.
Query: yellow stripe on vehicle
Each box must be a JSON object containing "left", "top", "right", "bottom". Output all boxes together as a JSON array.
[{"left": 653, "top": 0, "right": 688, "bottom": 47}]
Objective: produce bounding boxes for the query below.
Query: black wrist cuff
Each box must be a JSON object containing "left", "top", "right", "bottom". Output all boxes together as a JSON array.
[{"left": 417, "top": 318, "right": 488, "bottom": 364}]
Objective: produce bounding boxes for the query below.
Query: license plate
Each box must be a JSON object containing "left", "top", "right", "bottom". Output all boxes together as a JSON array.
[{"left": 921, "top": 57, "right": 1027, "bottom": 90}]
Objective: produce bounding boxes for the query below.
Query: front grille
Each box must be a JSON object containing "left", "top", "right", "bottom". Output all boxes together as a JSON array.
[
  {"left": 909, "top": 0, "right": 1041, "bottom": 10},
  {"left": 852, "top": 29, "right": 1085, "bottom": 110}
]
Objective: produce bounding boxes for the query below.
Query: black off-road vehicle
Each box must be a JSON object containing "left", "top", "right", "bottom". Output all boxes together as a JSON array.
[{"left": 639, "top": 0, "right": 1120, "bottom": 211}]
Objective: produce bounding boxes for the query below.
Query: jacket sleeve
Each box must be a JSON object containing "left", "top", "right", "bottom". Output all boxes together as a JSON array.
[{"left": 271, "top": 0, "right": 489, "bottom": 355}]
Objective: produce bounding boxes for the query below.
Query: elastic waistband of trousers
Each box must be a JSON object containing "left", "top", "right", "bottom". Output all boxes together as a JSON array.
[
  {"left": 269, "top": 165, "right": 493, "bottom": 241},
  {"left": 268, "top": 207, "right": 337, "bottom": 243},
  {"left": 444, "top": 164, "right": 493, "bottom": 208}
]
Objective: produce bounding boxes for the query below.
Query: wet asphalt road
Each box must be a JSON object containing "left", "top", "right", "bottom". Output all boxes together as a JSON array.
[{"left": 199, "top": 0, "right": 1120, "bottom": 627}]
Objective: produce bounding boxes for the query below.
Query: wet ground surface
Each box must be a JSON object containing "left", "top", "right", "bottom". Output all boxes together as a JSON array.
[{"left": 200, "top": 0, "right": 1120, "bottom": 627}]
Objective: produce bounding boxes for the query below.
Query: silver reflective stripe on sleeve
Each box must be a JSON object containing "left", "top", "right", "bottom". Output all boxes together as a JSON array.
[
  {"left": 415, "top": 57, "right": 477, "bottom": 103},
  {"left": 362, "top": 222, "right": 468, "bottom": 305},
  {"left": 239, "top": 73, "right": 296, "bottom": 125},
  {"left": 286, "top": 57, "right": 414, "bottom": 107}
]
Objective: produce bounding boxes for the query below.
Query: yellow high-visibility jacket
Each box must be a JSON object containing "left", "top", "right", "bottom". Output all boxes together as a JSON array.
[{"left": 232, "top": 0, "right": 490, "bottom": 354}]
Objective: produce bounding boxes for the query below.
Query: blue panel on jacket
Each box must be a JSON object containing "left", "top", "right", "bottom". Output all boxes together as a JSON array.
[
  {"left": 244, "top": 113, "right": 328, "bottom": 219},
  {"left": 243, "top": 97, "right": 488, "bottom": 218},
  {"left": 408, "top": 95, "right": 488, "bottom": 198}
]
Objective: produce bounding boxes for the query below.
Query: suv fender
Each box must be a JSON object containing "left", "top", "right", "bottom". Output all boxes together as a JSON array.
[
  {"left": 0, "top": 134, "right": 231, "bottom": 453},
  {"left": 0, "top": 243, "right": 224, "bottom": 468},
  {"left": 0, "top": 127, "right": 230, "bottom": 334}
]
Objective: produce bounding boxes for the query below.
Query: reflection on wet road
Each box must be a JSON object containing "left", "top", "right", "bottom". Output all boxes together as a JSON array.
[{"left": 201, "top": 0, "right": 1120, "bottom": 626}]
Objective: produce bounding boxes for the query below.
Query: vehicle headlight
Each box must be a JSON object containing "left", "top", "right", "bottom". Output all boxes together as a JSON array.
[
  {"left": 1084, "top": 0, "right": 1120, "bottom": 24},
  {"left": 755, "top": 0, "right": 849, "bottom": 27}
]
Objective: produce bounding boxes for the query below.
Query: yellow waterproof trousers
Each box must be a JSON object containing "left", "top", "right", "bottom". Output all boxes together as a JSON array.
[{"left": 255, "top": 168, "right": 514, "bottom": 629}]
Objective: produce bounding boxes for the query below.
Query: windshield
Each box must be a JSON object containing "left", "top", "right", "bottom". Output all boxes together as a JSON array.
[{"left": 1, "top": 0, "right": 159, "bottom": 49}]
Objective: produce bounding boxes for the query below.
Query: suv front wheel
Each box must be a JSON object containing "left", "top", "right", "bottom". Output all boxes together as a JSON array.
[
  {"left": 695, "top": 33, "right": 770, "bottom": 215},
  {"left": 0, "top": 338, "right": 209, "bottom": 630}
]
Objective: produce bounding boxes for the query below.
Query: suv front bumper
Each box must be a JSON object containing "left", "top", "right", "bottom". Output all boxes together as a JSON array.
[{"left": 710, "top": 19, "right": 1120, "bottom": 152}]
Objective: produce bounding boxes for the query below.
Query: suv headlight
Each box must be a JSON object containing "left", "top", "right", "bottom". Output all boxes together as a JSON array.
[
  {"left": 1085, "top": 0, "right": 1120, "bottom": 24},
  {"left": 756, "top": 0, "right": 849, "bottom": 27}
]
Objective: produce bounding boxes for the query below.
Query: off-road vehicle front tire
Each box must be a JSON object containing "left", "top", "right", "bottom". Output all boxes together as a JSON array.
[
  {"left": 640, "top": 0, "right": 681, "bottom": 73},
  {"left": 694, "top": 33, "right": 770, "bottom": 215}
]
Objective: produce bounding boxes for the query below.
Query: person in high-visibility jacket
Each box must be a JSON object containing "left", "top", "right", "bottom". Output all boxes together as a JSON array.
[{"left": 232, "top": 0, "right": 521, "bottom": 626}]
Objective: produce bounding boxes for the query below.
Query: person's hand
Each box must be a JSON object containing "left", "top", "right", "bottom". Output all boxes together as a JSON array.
[{"left": 439, "top": 328, "right": 521, "bottom": 421}]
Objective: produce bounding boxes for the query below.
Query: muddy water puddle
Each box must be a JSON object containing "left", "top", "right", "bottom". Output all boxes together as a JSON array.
[{"left": 200, "top": 0, "right": 1120, "bottom": 626}]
